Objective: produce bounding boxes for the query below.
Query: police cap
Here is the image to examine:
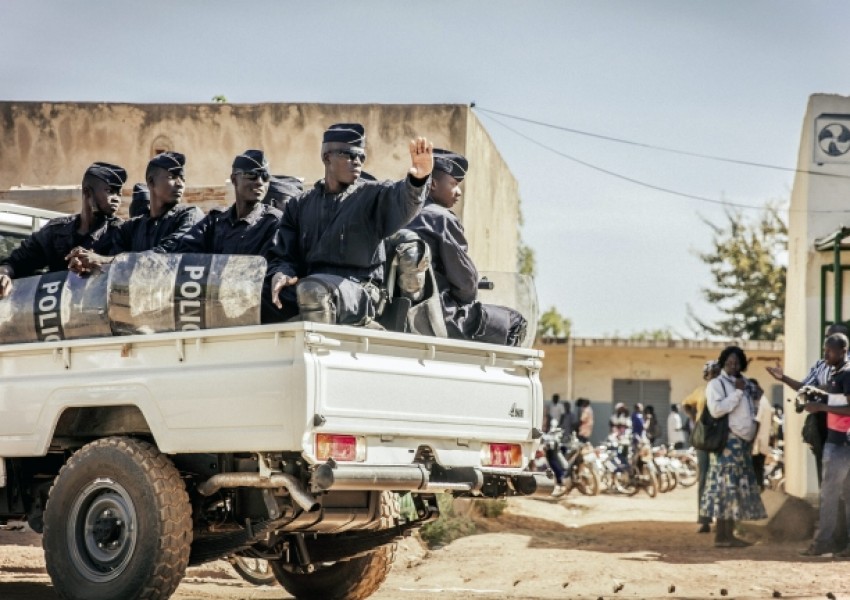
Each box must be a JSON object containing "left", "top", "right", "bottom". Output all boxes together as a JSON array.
[
  {"left": 322, "top": 123, "right": 366, "bottom": 147},
  {"left": 85, "top": 162, "right": 128, "bottom": 188},
  {"left": 232, "top": 149, "right": 269, "bottom": 174},
  {"left": 148, "top": 152, "right": 186, "bottom": 178},
  {"left": 432, "top": 149, "right": 468, "bottom": 182}
]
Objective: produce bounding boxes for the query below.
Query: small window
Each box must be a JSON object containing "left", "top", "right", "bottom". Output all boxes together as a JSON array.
[{"left": 150, "top": 135, "right": 174, "bottom": 157}]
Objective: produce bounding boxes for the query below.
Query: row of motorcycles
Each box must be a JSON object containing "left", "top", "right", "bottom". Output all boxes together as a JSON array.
[{"left": 530, "top": 427, "right": 700, "bottom": 498}]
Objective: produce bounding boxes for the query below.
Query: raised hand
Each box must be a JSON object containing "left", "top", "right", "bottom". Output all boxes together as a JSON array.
[
  {"left": 408, "top": 137, "right": 434, "bottom": 179},
  {"left": 765, "top": 362, "right": 784, "bottom": 381}
]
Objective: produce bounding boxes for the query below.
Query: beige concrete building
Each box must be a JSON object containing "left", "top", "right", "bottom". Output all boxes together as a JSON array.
[
  {"left": 785, "top": 93, "right": 850, "bottom": 501},
  {"left": 0, "top": 102, "right": 520, "bottom": 273},
  {"left": 535, "top": 337, "right": 784, "bottom": 443}
]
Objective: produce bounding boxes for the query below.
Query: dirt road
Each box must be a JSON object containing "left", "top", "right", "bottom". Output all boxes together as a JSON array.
[{"left": 2, "top": 486, "right": 848, "bottom": 600}]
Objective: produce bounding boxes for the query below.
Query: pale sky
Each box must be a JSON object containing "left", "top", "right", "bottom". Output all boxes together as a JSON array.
[{"left": 3, "top": 1, "right": 849, "bottom": 337}]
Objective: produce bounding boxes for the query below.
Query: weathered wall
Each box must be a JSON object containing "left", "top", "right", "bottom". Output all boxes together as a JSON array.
[
  {"left": 538, "top": 338, "right": 783, "bottom": 402},
  {"left": 462, "top": 114, "right": 521, "bottom": 272},
  {"left": 536, "top": 338, "right": 783, "bottom": 442},
  {"left": 0, "top": 102, "right": 518, "bottom": 270}
]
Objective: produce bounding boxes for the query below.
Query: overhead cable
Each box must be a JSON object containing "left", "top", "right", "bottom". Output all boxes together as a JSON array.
[
  {"left": 478, "top": 111, "right": 850, "bottom": 214},
  {"left": 474, "top": 106, "right": 850, "bottom": 181}
]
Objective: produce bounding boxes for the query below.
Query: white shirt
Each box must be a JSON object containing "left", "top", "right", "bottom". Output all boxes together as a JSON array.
[
  {"left": 752, "top": 395, "right": 773, "bottom": 455},
  {"left": 705, "top": 371, "right": 756, "bottom": 442},
  {"left": 667, "top": 412, "right": 685, "bottom": 445}
]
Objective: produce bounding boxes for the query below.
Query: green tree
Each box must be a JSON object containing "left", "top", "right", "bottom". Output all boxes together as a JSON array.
[
  {"left": 211, "top": 95, "right": 228, "bottom": 103},
  {"left": 629, "top": 327, "right": 677, "bottom": 341},
  {"left": 537, "top": 306, "right": 571, "bottom": 339},
  {"left": 518, "top": 243, "right": 536, "bottom": 277},
  {"left": 690, "top": 204, "right": 787, "bottom": 340}
]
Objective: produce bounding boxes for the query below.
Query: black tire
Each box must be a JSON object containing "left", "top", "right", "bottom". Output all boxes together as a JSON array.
[
  {"left": 677, "top": 455, "right": 699, "bottom": 488},
  {"left": 667, "top": 468, "right": 679, "bottom": 492},
  {"left": 574, "top": 463, "right": 599, "bottom": 496},
  {"left": 228, "top": 555, "right": 277, "bottom": 586},
  {"left": 640, "top": 464, "right": 658, "bottom": 498},
  {"left": 270, "top": 491, "right": 398, "bottom": 600},
  {"left": 656, "top": 466, "right": 670, "bottom": 493},
  {"left": 615, "top": 471, "right": 638, "bottom": 496},
  {"left": 43, "top": 437, "right": 192, "bottom": 600}
]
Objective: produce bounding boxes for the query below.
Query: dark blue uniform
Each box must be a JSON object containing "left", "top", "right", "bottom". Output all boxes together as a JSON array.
[
  {"left": 265, "top": 175, "right": 427, "bottom": 323},
  {"left": 107, "top": 204, "right": 203, "bottom": 254},
  {"left": 176, "top": 203, "right": 282, "bottom": 255},
  {"left": 407, "top": 196, "right": 526, "bottom": 346},
  {"left": 267, "top": 176, "right": 427, "bottom": 283},
  {"left": 2, "top": 214, "right": 121, "bottom": 277}
]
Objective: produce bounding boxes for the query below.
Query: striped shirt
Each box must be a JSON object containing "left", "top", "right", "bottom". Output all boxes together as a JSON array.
[{"left": 802, "top": 359, "right": 832, "bottom": 387}]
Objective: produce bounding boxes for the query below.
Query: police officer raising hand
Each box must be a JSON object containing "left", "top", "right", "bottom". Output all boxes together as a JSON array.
[{"left": 408, "top": 137, "right": 434, "bottom": 180}]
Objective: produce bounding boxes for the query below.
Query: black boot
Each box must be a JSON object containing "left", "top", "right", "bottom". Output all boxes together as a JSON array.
[
  {"left": 728, "top": 520, "right": 753, "bottom": 547},
  {"left": 714, "top": 519, "right": 732, "bottom": 547}
]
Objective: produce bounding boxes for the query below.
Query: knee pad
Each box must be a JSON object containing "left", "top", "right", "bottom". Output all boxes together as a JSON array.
[
  {"left": 296, "top": 278, "right": 337, "bottom": 324},
  {"left": 387, "top": 231, "right": 430, "bottom": 303}
]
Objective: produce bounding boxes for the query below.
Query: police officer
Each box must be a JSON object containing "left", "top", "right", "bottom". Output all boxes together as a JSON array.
[
  {"left": 266, "top": 123, "right": 433, "bottom": 325},
  {"left": 177, "top": 150, "right": 282, "bottom": 255},
  {"left": 129, "top": 183, "right": 150, "bottom": 218},
  {"left": 67, "top": 152, "right": 203, "bottom": 273},
  {"left": 0, "top": 161, "right": 126, "bottom": 298},
  {"left": 406, "top": 149, "right": 527, "bottom": 346},
  {"left": 262, "top": 174, "right": 303, "bottom": 212}
]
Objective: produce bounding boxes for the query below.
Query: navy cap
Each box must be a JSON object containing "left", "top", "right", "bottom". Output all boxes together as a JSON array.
[
  {"left": 359, "top": 171, "right": 377, "bottom": 181},
  {"left": 148, "top": 152, "right": 186, "bottom": 177},
  {"left": 232, "top": 149, "right": 269, "bottom": 173},
  {"left": 432, "top": 149, "right": 468, "bottom": 182},
  {"left": 322, "top": 123, "right": 365, "bottom": 147},
  {"left": 85, "top": 162, "right": 127, "bottom": 188},
  {"left": 266, "top": 175, "right": 304, "bottom": 198},
  {"left": 129, "top": 183, "right": 150, "bottom": 218}
]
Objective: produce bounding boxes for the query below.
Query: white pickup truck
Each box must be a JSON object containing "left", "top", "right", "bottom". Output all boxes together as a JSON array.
[{"left": 0, "top": 203, "right": 548, "bottom": 600}]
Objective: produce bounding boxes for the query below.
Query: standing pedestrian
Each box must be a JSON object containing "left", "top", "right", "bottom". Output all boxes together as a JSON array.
[
  {"left": 667, "top": 404, "right": 686, "bottom": 449},
  {"left": 700, "top": 346, "right": 766, "bottom": 548}
]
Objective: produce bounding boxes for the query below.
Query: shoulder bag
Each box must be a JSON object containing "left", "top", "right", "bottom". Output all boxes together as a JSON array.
[{"left": 690, "top": 380, "right": 730, "bottom": 452}]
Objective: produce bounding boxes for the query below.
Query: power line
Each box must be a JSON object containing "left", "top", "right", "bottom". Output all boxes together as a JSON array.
[
  {"left": 477, "top": 111, "right": 850, "bottom": 214},
  {"left": 474, "top": 106, "right": 850, "bottom": 181}
]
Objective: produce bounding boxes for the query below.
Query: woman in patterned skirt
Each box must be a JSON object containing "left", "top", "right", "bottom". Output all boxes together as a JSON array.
[{"left": 700, "top": 345, "right": 767, "bottom": 547}]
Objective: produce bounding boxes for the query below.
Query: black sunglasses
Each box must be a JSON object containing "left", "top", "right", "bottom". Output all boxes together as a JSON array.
[
  {"left": 334, "top": 149, "right": 367, "bottom": 164},
  {"left": 235, "top": 169, "right": 271, "bottom": 182}
]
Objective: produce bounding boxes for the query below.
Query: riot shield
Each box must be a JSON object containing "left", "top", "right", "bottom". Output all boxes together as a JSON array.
[
  {"left": 476, "top": 271, "right": 539, "bottom": 349},
  {"left": 108, "top": 253, "right": 265, "bottom": 335},
  {"left": 0, "top": 252, "right": 266, "bottom": 344}
]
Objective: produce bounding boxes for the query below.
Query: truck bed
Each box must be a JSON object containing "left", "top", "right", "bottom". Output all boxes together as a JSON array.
[{"left": 0, "top": 322, "right": 543, "bottom": 469}]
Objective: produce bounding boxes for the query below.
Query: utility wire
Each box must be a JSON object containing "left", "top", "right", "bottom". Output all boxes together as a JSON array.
[
  {"left": 474, "top": 106, "right": 850, "bottom": 181},
  {"left": 478, "top": 111, "right": 850, "bottom": 214}
]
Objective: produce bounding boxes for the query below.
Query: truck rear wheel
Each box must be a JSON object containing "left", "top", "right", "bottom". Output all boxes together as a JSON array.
[
  {"left": 43, "top": 437, "right": 192, "bottom": 600},
  {"left": 270, "top": 491, "right": 398, "bottom": 600}
]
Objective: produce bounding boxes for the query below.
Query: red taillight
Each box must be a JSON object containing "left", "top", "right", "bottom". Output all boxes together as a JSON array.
[
  {"left": 481, "top": 443, "right": 523, "bottom": 468},
  {"left": 316, "top": 434, "right": 362, "bottom": 462}
]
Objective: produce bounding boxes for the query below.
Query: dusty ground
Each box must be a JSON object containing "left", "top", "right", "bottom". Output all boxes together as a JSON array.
[{"left": 1, "top": 485, "right": 848, "bottom": 600}]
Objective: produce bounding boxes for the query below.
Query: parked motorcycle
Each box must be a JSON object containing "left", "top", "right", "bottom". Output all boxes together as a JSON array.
[
  {"left": 615, "top": 436, "right": 658, "bottom": 498},
  {"left": 530, "top": 427, "right": 598, "bottom": 497},
  {"left": 651, "top": 445, "right": 677, "bottom": 493},
  {"left": 668, "top": 445, "right": 699, "bottom": 488}
]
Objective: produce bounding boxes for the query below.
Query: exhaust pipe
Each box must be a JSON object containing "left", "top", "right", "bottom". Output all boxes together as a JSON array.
[
  {"left": 510, "top": 472, "right": 556, "bottom": 497},
  {"left": 197, "top": 472, "right": 320, "bottom": 512},
  {"left": 313, "top": 463, "right": 430, "bottom": 491}
]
